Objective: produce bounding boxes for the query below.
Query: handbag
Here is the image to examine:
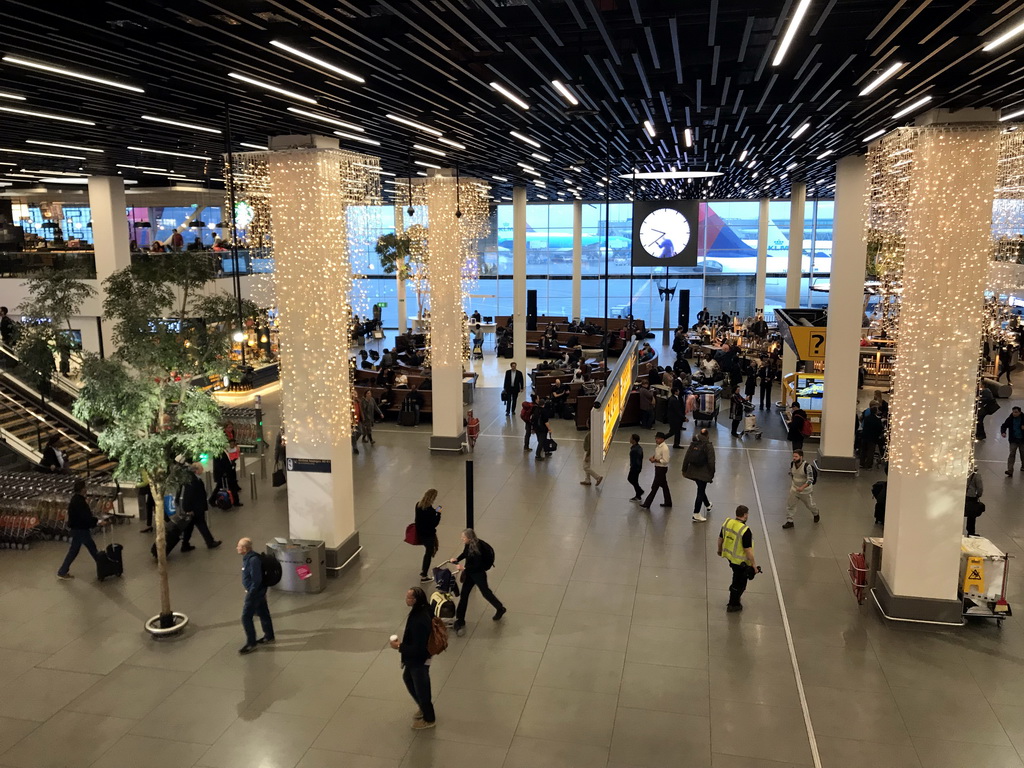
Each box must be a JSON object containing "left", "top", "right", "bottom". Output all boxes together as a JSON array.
[
  {"left": 501, "top": 390, "right": 508, "bottom": 402},
  {"left": 272, "top": 467, "right": 286, "bottom": 487},
  {"left": 404, "top": 522, "right": 421, "bottom": 546}
]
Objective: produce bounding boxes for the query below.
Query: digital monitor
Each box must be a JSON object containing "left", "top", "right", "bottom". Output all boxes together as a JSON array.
[{"left": 631, "top": 200, "right": 699, "bottom": 268}]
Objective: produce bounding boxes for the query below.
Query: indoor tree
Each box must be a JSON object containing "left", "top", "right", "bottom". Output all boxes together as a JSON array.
[
  {"left": 375, "top": 226, "right": 429, "bottom": 316},
  {"left": 73, "top": 253, "right": 258, "bottom": 633}
]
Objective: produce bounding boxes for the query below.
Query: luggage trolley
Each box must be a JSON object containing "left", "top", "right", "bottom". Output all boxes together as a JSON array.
[{"left": 692, "top": 385, "right": 722, "bottom": 428}]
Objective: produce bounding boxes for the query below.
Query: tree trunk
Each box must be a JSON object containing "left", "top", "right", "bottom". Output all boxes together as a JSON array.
[{"left": 150, "top": 478, "right": 174, "bottom": 626}]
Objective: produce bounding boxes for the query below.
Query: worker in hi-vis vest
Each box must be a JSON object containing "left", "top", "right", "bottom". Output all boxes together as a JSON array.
[{"left": 717, "top": 505, "right": 757, "bottom": 613}]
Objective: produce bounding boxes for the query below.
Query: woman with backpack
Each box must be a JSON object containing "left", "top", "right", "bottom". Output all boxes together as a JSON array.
[
  {"left": 682, "top": 428, "right": 716, "bottom": 523},
  {"left": 415, "top": 489, "right": 442, "bottom": 583},
  {"left": 389, "top": 586, "right": 436, "bottom": 729},
  {"left": 449, "top": 528, "right": 505, "bottom": 635},
  {"left": 788, "top": 406, "right": 810, "bottom": 451}
]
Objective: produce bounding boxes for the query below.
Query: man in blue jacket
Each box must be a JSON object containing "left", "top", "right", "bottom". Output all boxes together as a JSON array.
[
  {"left": 237, "top": 537, "right": 274, "bottom": 655},
  {"left": 1001, "top": 406, "right": 1024, "bottom": 477}
]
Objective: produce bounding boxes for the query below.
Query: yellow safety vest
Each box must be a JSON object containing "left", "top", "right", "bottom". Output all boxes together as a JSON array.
[{"left": 720, "top": 517, "right": 750, "bottom": 566}]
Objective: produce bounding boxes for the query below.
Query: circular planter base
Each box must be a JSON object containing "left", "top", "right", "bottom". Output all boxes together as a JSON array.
[{"left": 145, "top": 612, "right": 189, "bottom": 637}]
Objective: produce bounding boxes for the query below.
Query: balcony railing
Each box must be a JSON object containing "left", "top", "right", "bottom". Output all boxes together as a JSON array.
[{"left": 0, "top": 250, "right": 97, "bottom": 278}]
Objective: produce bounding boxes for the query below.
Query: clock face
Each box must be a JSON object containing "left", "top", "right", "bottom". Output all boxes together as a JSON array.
[{"left": 638, "top": 207, "right": 691, "bottom": 259}]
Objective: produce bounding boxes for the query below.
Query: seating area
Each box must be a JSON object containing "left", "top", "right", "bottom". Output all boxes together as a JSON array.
[
  {"left": 528, "top": 358, "right": 659, "bottom": 430},
  {"left": 353, "top": 367, "right": 479, "bottom": 423},
  {"left": 493, "top": 316, "right": 649, "bottom": 358}
]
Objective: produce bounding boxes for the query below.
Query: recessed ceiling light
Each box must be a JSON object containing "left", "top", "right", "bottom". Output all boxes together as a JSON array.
[
  {"left": 25, "top": 140, "right": 103, "bottom": 154},
  {"left": 684, "top": 128, "right": 693, "bottom": 147},
  {"left": 492, "top": 175, "right": 509, "bottom": 182},
  {"left": 386, "top": 113, "right": 443, "bottom": 137},
  {"left": 0, "top": 91, "right": 25, "bottom": 101},
  {"left": 864, "top": 129, "right": 886, "bottom": 143},
  {"left": 287, "top": 107, "right": 364, "bottom": 132},
  {"left": 531, "top": 152, "right": 551, "bottom": 163},
  {"left": 999, "top": 107, "right": 1024, "bottom": 122},
  {"left": 437, "top": 137, "right": 467, "bottom": 150},
  {"left": 739, "top": 149, "right": 748, "bottom": 162},
  {"left": 859, "top": 62, "right": 904, "bottom": 96},
  {"left": 116, "top": 163, "right": 168, "bottom": 172},
  {"left": 551, "top": 80, "right": 579, "bottom": 106},
  {"left": 892, "top": 95, "right": 931, "bottom": 119},
  {"left": 509, "top": 131, "right": 541, "bottom": 149},
  {"left": 126, "top": 146, "right": 212, "bottom": 160},
  {"left": 490, "top": 81, "right": 530, "bottom": 110},
  {"left": 0, "top": 147, "right": 85, "bottom": 159},
  {"left": 333, "top": 131, "right": 380, "bottom": 146},
  {"left": 228, "top": 72, "right": 317, "bottom": 104},
  {"left": 983, "top": 19, "right": 1024, "bottom": 52},
  {"left": 142, "top": 115, "right": 221, "bottom": 134},
  {"left": 413, "top": 143, "right": 445, "bottom": 157},
  {"left": 238, "top": 142, "right": 269, "bottom": 150},
  {"left": 0, "top": 105, "right": 94, "bottom": 125},
  {"left": 772, "top": 0, "right": 814, "bottom": 66},
  {"left": 522, "top": 168, "right": 541, "bottom": 177},
  {"left": 616, "top": 171, "right": 723, "bottom": 179},
  {"left": 786, "top": 162, "right": 798, "bottom": 170},
  {"left": 2, "top": 55, "right": 144, "bottom": 92},
  {"left": 413, "top": 160, "right": 440, "bottom": 169},
  {"left": 37, "top": 177, "right": 91, "bottom": 184},
  {"left": 643, "top": 120, "right": 656, "bottom": 138},
  {"left": 791, "top": 123, "right": 810, "bottom": 139},
  {"left": 269, "top": 40, "right": 364, "bottom": 83},
  {"left": 816, "top": 150, "right": 834, "bottom": 159}
]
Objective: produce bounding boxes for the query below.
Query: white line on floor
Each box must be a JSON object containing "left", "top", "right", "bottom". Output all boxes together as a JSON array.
[{"left": 745, "top": 449, "right": 823, "bottom": 768}]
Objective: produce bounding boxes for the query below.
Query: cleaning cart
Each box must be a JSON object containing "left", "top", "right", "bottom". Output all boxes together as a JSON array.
[{"left": 960, "top": 536, "right": 1012, "bottom": 626}]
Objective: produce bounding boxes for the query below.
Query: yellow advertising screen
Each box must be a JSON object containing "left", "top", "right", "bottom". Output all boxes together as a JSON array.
[{"left": 601, "top": 349, "right": 637, "bottom": 460}]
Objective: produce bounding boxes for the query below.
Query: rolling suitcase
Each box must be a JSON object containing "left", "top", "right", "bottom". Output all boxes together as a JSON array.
[
  {"left": 97, "top": 521, "right": 124, "bottom": 581},
  {"left": 150, "top": 516, "right": 184, "bottom": 558}
]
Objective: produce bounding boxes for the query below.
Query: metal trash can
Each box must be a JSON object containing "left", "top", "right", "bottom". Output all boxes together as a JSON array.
[{"left": 266, "top": 538, "right": 327, "bottom": 593}]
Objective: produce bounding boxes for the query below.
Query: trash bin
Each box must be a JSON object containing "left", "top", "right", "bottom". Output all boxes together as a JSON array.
[{"left": 266, "top": 538, "right": 327, "bottom": 593}]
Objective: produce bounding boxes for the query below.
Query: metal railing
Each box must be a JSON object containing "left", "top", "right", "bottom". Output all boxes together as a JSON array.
[{"left": 0, "top": 250, "right": 97, "bottom": 278}]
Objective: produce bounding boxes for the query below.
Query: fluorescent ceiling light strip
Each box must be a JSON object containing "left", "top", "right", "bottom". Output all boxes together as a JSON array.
[
  {"left": 437, "top": 136, "right": 467, "bottom": 150},
  {"left": 413, "top": 143, "right": 446, "bottom": 157},
  {"left": 0, "top": 91, "right": 25, "bottom": 101},
  {"left": 0, "top": 147, "right": 85, "bottom": 159},
  {"left": 816, "top": 149, "right": 834, "bottom": 159},
  {"left": 864, "top": 129, "right": 886, "bottom": 142},
  {"left": 170, "top": 178, "right": 205, "bottom": 183},
  {"left": 287, "top": 107, "right": 364, "bottom": 132},
  {"left": 531, "top": 152, "right": 551, "bottom": 162},
  {"left": 772, "top": 0, "right": 813, "bottom": 66},
  {"left": 1000, "top": 107, "right": 1024, "bottom": 122},
  {"left": 983, "top": 20, "right": 1024, "bottom": 52},
  {"left": 333, "top": 131, "right": 380, "bottom": 146},
  {"left": 385, "top": 113, "right": 443, "bottom": 137},
  {"left": 0, "top": 162, "right": 15, "bottom": 166},
  {"left": 491, "top": 175, "right": 509, "bottom": 182},
  {"left": 510, "top": 131, "right": 541, "bottom": 148},
  {"left": 859, "top": 62, "right": 904, "bottom": 96},
  {"left": 643, "top": 120, "right": 656, "bottom": 138},
  {"left": 0, "top": 105, "right": 94, "bottom": 126},
  {"left": 413, "top": 160, "right": 440, "bottom": 169},
  {"left": 551, "top": 79, "right": 579, "bottom": 106},
  {"left": 269, "top": 40, "right": 365, "bottom": 83},
  {"left": 116, "top": 163, "right": 167, "bottom": 172},
  {"left": 143, "top": 170, "right": 187, "bottom": 177},
  {"left": 19, "top": 169, "right": 88, "bottom": 176},
  {"left": 25, "top": 140, "right": 102, "bottom": 153},
  {"left": 791, "top": 122, "right": 810, "bottom": 139},
  {"left": 522, "top": 168, "right": 541, "bottom": 176},
  {"left": 684, "top": 128, "right": 693, "bottom": 147},
  {"left": 533, "top": 180, "right": 546, "bottom": 187},
  {"left": 739, "top": 149, "right": 748, "bottom": 161},
  {"left": 228, "top": 72, "right": 316, "bottom": 104},
  {"left": 516, "top": 162, "right": 535, "bottom": 170},
  {"left": 892, "top": 95, "right": 931, "bottom": 119},
  {"left": 239, "top": 143, "right": 269, "bottom": 150},
  {"left": 2, "top": 55, "right": 143, "bottom": 93},
  {"left": 142, "top": 115, "right": 221, "bottom": 134},
  {"left": 489, "top": 81, "right": 530, "bottom": 110},
  {"left": 127, "top": 146, "right": 212, "bottom": 160}
]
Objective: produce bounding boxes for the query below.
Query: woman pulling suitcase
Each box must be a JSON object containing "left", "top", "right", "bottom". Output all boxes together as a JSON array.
[{"left": 449, "top": 528, "right": 505, "bottom": 636}]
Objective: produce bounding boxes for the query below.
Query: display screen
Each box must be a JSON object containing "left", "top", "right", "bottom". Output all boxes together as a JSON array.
[
  {"left": 631, "top": 200, "right": 699, "bottom": 268},
  {"left": 598, "top": 342, "right": 638, "bottom": 460}
]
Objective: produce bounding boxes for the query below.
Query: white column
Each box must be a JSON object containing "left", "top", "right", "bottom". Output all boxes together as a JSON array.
[
  {"left": 754, "top": 197, "right": 769, "bottom": 311},
  {"left": 425, "top": 173, "right": 467, "bottom": 451},
  {"left": 782, "top": 183, "right": 806, "bottom": 384},
  {"left": 877, "top": 123, "right": 999, "bottom": 622},
  {"left": 88, "top": 177, "right": 131, "bottom": 356},
  {"left": 820, "top": 157, "right": 867, "bottom": 472},
  {"left": 512, "top": 186, "right": 527, "bottom": 362},
  {"left": 267, "top": 144, "right": 359, "bottom": 568},
  {"left": 572, "top": 199, "right": 582, "bottom": 321},
  {"left": 393, "top": 205, "right": 408, "bottom": 333}
]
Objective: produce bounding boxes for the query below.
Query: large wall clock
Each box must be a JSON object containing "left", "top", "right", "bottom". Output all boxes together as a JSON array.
[{"left": 631, "top": 200, "right": 699, "bottom": 267}]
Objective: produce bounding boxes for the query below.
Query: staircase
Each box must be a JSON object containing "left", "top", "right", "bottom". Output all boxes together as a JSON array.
[{"left": 0, "top": 370, "right": 117, "bottom": 480}]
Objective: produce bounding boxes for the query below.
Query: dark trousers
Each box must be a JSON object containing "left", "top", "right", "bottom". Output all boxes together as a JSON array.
[
  {"left": 241, "top": 588, "right": 274, "bottom": 645},
  {"left": 402, "top": 662, "right": 435, "bottom": 722},
  {"left": 455, "top": 570, "right": 503, "bottom": 623},
  {"left": 977, "top": 413, "right": 987, "bottom": 440},
  {"left": 139, "top": 487, "right": 155, "bottom": 527},
  {"left": 182, "top": 508, "right": 216, "bottom": 547},
  {"left": 665, "top": 419, "right": 684, "bottom": 448},
  {"left": 534, "top": 428, "right": 549, "bottom": 458},
  {"left": 859, "top": 440, "right": 877, "bottom": 469},
  {"left": 640, "top": 409, "right": 655, "bottom": 429},
  {"left": 759, "top": 382, "right": 773, "bottom": 409},
  {"left": 728, "top": 562, "right": 749, "bottom": 606},
  {"left": 965, "top": 509, "right": 979, "bottom": 537},
  {"left": 643, "top": 466, "right": 672, "bottom": 507},
  {"left": 505, "top": 390, "right": 520, "bottom": 415},
  {"left": 58, "top": 529, "right": 100, "bottom": 576},
  {"left": 627, "top": 466, "right": 644, "bottom": 498},
  {"left": 790, "top": 437, "right": 804, "bottom": 452},
  {"left": 692, "top": 480, "right": 710, "bottom": 516},
  {"left": 524, "top": 423, "right": 533, "bottom": 450},
  {"left": 731, "top": 418, "right": 741, "bottom": 436},
  {"left": 420, "top": 537, "right": 437, "bottom": 578}
]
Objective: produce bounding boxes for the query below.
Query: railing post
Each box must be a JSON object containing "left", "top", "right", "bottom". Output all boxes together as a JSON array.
[{"left": 35, "top": 422, "right": 41, "bottom": 452}]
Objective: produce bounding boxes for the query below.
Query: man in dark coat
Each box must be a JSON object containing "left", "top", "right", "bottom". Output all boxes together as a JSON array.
[
  {"left": 665, "top": 392, "right": 686, "bottom": 448},
  {"left": 682, "top": 428, "right": 716, "bottom": 522},
  {"left": 502, "top": 362, "right": 524, "bottom": 416},
  {"left": 57, "top": 479, "right": 108, "bottom": 579},
  {"left": 181, "top": 462, "right": 221, "bottom": 551}
]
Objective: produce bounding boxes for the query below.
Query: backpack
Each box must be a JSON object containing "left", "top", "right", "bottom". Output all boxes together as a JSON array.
[
  {"left": 478, "top": 540, "right": 495, "bottom": 570},
  {"left": 686, "top": 443, "right": 707, "bottom": 467},
  {"left": 259, "top": 552, "right": 282, "bottom": 587},
  {"left": 520, "top": 401, "right": 535, "bottom": 423},
  {"left": 429, "top": 590, "right": 456, "bottom": 619},
  {"left": 427, "top": 616, "right": 449, "bottom": 656},
  {"left": 806, "top": 462, "right": 819, "bottom": 485},
  {"left": 800, "top": 417, "right": 814, "bottom": 437}
]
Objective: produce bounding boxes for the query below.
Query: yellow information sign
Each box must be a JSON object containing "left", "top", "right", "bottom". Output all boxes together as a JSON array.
[
  {"left": 788, "top": 326, "right": 827, "bottom": 360},
  {"left": 963, "top": 556, "right": 986, "bottom": 595}
]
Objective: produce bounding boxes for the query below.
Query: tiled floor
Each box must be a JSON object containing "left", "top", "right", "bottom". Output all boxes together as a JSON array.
[{"left": 2, "top": 344, "right": 1024, "bottom": 767}]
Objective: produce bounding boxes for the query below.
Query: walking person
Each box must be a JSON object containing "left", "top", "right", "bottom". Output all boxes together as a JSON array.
[
  {"left": 965, "top": 469, "right": 984, "bottom": 537},
  {"left": 580, "top": 425, "right": 604, "bottom": 487},
  {"left": 389, "top": 587, "right": 436, "bottom": 730},
  {"left": 665, "top": 391, "right": 686, "bottom": 448},
  {"left": 1001, "top": 406, "right": 1024, "bottom": 476},
  {"left": 503, "top": 362, "right": 524, "bottom": 416},
  {"left": 782, "top": 449, "right": 820, "bottom": 529},
  {"left": 415, "top": 489, "right": 441, "bottom": 583},
  {"left": 181, "top": 462, "right": 222, "bottom": 551},
  {"left": 450, "top": 529, "right": 505, "bottom": 635},
  {"left": 682, "top": 427, "right": 715, "bottom": 522},
  {"left": 359, "top": 391, "right": 384, "bottom": 444},
  {"left": 532, "top": 400, "right": 552, "bottom": 460},
  {"left": 56, "top": 479, "right": 108, "bottom": 580},
  {"left": 977, "top": 384, "right": 997, "bottom": 440},
  {"left": 640, "top": 432, "right": 673, "bottom": 509},
  {"left": 237, "top": 537, "right": 275, "bottom": 654},
  {"left": 521, "top": 394, "right": 536, "bottom": 451},
  {"left": 728, "top": 389, "right": 747, "bottom": 437},
  {"left": 788, "top": 406, "right": 809, "bottom": 452},
  {"left": 637, "top": 380, "right": 656, "bottom": 429},
  {"left": 718, "top": 505, "right": 757, "bottom": 613},
  {"left": 859, "top": 406, "right": 884, "bottom": 469},
  {"left": 627, "top": 433, "right": 645, "bottom": 501},
  {"left": 758, "top": 358, "right": 775, "bottom": 410}
]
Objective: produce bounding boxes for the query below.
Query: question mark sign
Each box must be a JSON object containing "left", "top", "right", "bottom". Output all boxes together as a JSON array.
[{"left": 811, "top": 333, "right": 825, "bottom": 355}]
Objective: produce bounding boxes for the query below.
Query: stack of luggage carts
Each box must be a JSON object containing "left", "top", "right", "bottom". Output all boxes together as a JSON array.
[{"left": 0, "top": 472, "right": 121, "bottom": 550}]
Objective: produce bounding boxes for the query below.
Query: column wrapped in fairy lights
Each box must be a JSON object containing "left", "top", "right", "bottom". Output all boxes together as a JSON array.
[
  {"left": 394, "top": 170, "right": 489, "bottom": 449},
  {"left": 869, "top": 122, "right": 1000, "bottom": 619}
]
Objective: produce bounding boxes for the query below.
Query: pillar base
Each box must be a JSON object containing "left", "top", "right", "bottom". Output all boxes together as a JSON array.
[
  {"left": 430, "top": 432, "right": 466, "bottom": 452},
  {"left": 817, "top": 454, "right": 859, "bottom": 473},
  {"left": 325, "top": 531, "right": 361, "bottom": 574},
  {"left": 872, "top": 572, "right": 964, "bottom": 626}
]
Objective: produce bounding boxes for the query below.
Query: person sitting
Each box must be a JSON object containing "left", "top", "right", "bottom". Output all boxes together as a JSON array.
[
  {"left": 471, "top": 309, "right": 481, "bottom": 323},
  {"left": 639, "top": 343, "right": 656, "bottom": 363},
  {"left": 381, "top": 348, "right": 394, "bottom": 368},
  {"left": 581, "top": 374, "right": 600, "bottom": 396},
  {"left": 404, "top": 386, "right": 425, "bottom": 424},
  {"left": 395, "top": 372, "right": 409, "bottom": 388},
  {"left": 550, "top": 379, "right": 571, "bottom": 418}
]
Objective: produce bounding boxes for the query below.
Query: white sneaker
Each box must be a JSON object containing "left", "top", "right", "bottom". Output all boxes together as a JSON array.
[
  {"left": 705, "top": 501, "right": 714, "bottom": 512},
  {"left": 692, "top": 514, "right": 707, "bottom": 522}
]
